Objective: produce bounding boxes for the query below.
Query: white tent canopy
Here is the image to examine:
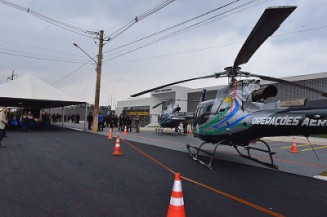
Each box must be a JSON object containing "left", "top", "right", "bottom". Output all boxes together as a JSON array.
[{"left": 0, "top": 74, "right": 85, "bottom": 108}]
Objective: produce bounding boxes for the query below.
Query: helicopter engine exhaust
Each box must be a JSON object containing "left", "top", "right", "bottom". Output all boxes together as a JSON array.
[
  {"left": 252, "top": 85, "right": 278, "bottom": 102},
  {"left": 173, "top": 106, "right": 181, "bottom": 112}
]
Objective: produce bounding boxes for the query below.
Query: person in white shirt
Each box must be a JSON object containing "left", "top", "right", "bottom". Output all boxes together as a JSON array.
[{"left": 0, "top": 107, "right": 9, "bottom": 147}]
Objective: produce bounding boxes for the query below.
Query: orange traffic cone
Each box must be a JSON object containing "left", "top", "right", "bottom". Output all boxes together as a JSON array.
[
  {"left": 167, "top": 173, "right": 186, "bottom": 217},
  {"left": 290, "top": 137, "right": 299, "bottom": 153},
  {"left": 123, "top": 125, "right": 128, "bottom": 135},
  {"left": 112, "top": 134, "right": 122, "bottom": 156},
  {"left": 107, "top": 128, "right": 113, "bottom": 140}
]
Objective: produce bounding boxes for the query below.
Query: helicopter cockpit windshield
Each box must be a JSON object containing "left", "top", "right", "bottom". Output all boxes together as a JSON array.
[
  {"left": 193, "top": 100, "right": 214, "bottom": 125},
  {"left": 158, "top": 110, "right": 165, "bottom": 122}
]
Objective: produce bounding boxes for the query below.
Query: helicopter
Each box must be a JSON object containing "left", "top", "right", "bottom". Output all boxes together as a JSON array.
[
  {"left": 131, "top": 6, "right": 327, "bottom": 170},
  {"left": 152, "top": 98, "right": 195, "bottom": 135}
]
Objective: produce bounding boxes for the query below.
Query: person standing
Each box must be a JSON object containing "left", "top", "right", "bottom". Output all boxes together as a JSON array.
[
  {"left": 27, "top": 111, "right": 33, "bottom": 132},
  {"left": 98, "top": 112, "right": 104, "bottom": 131},
  {"left": 134, "top": 115, "right": 140, "bottom": 133},
  {"left": 114, "top": 114, "right": 118, "bottom": 128},
  {"left": 108, "top": 114, "right": 115, "bottom": 131},
  {"left": 182, "top": 121, "right": 188, "bottom": 134},
  {"left": 76, "top": 113, "right": 80, "bottom": 124},
  {"left": 87, "top": 112, "right": 93, "bottom": 130},
  {"left": 21, "top": 111, "right": 28, "bottom": 131},
  {"left": 0, "top": 107, "right": 9, "bottom": 147},
  {"left": 118, "top": 114, "right": 123, "bottom": 131},
  {"left": 43, "top": 112, "right": 50, "bottom": 130},
  {"left": 126, "top": 114, "right": 132, "bottom": 132}
]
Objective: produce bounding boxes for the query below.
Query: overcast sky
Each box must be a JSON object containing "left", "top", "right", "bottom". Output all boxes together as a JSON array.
[{"left": 1, "top": 0, "right": 326, "bottom": 107}]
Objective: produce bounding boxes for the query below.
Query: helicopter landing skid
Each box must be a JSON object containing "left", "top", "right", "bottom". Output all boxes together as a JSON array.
[
  {"left": 155, "top": 128, "right": 164, "bottom": 135},
  {"left": 233, "top": 140, "right": 278, "bottom": 169},
  {"left": 186, "top": 141, "right": 226, "bottom": 170}
]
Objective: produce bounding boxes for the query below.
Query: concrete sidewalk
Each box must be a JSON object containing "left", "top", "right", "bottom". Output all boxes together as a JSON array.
[{"left": 53, "top": 121, "right": 327, "bottom": 145}]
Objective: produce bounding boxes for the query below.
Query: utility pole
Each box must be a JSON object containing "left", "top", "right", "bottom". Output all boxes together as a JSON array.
[
  {"left": 92, "top": 30, "right": 104, "bottom": 132},
  {"left": 7, "top": 70, "right": 18, "bottom": 81}
]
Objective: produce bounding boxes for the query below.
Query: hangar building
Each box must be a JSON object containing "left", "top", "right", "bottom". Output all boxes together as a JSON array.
[{"left": 116, "top": 72, "right": 327, "bottom": 126}]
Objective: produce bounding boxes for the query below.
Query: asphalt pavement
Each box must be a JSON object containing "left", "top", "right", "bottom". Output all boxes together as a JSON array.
[
  {"left": 0, "top": 126, "right": 327, "bottom": 217},
  {"left": 54, "top": 121, "right": 327, "bottom": 179}
]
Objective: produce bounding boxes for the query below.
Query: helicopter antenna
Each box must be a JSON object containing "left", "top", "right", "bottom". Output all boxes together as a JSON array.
[
  {"left": 241, "top": 80, "right": 244, "bottom": 110},
  {"left": 306, "top": 137, "right": 320, "bottom": 161}
]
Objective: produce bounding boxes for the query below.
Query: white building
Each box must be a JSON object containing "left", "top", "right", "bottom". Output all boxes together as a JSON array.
[{"left": 116, "top": 86, "right": 190, "bottom": 126}]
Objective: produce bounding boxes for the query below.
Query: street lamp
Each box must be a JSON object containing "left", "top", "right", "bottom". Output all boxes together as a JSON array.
[
  {"left": 73, "top": 30, "right": 104, "bottom": 132},
  {"left": 73, "top": 43, "right": 97, "bottom": 64}
]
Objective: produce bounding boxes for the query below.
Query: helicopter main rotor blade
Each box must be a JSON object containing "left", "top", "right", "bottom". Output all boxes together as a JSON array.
[
  {"left": 152, "top": 102, "right": 164, "bottom": 109},
  {"left": 245, "top": 72, "right": 327, "bottom": 97},
  {"left": 130, "top": 72, "right": 227, "bottom": 97},
  {"left": 176, "top": 99, "right": 199, "bottom": 102},
  {"left": 233, "top": 6, "right": 296, "bottom": 69}
]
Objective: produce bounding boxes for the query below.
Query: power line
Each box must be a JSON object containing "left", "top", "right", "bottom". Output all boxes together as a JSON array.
[
  {"left": 104, "top": 23, "right": 327, "bottom": 65},
  {"left": 0, "top": 39, "right": 87, "bottom": 58},
  {"left": 0, "top": 0, "right": 97, "bottom": 38},
  {"left": 0, "top": 50, "right": 89, "bottom": 63},
  {"left": 106, "top": 0, "right": 176, "bottom": 41},
  {"left": 53, "top": 0, "right": 176, "bottom": 85},
  {"left": 102, "top": 0, "right": 263, "bottom": 63},
  {"left": 0, "top": 47, "right": 87, "bottom": 62},
  {"left": 52, "top": 60, "right": 94, "bottom": 85},
  {"left": 102, "top": 0, "right": 241, "bottom": 57},
  {"left": 274, "top": 25, "right": 327, "bottom": 37}
]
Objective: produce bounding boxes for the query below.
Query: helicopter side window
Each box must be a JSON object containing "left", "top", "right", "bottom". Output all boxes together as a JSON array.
[{"left": 218, "top": 108, "right": 226, "bottom": 113}]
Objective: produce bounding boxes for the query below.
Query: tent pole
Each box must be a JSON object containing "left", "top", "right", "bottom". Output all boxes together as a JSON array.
[
  {"left": 84, "top": 103, "right": 88, "bottom": 130},
  {"left": 62, "top": 107, "right": 64, "bottom": 127},
  {"left": 48, "top": 108, "right": 50, "bottom": 127}
]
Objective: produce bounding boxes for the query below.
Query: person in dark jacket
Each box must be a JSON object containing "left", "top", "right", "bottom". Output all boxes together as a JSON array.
[
  {"left": 118, "top": 114, "right": 123, "bottom": 131},
  {"left": 113, "top": 114, "right": 118, "bottom": 128},
  {"left": 108, "top": 114, "right": 115, "bottom": 130},
  {"left": 126, "top": 114, "right": 132, "bottom": 132},
  {"left": 87, "top": 112, "right": 93, "bottom": 130},
  {"left": 76, "top": 113, "right": 80, "bottom": 124}
]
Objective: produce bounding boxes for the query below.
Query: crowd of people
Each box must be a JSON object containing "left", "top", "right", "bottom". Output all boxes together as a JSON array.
[
  {"left": 87, "top": 112, "right": 140, "bottom": 133},
  {"left": 1, "top": 107, "right": 142, "bottom": 135},
  {"left": 0, "top": 107, "right": 143, "bottom": 147},
  {"left": 0, "top": 108, "right": 56, "bottom": 132}
]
